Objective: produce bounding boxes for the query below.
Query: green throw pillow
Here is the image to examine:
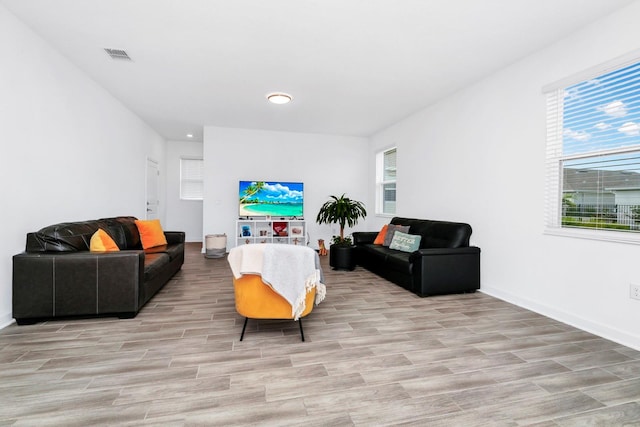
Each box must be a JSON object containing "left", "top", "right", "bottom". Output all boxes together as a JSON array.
[{"left": 389, "top": 231, "right": 421, "bottom": 253}]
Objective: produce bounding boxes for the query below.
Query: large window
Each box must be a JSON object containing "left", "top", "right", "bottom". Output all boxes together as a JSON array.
[
  {"left": 376, "top": 147, "right": 396, "bottom": 215},
  {"left": 545, "top": 56, "right": 640, "bottom": 240},
  {"left": 180, "top": 158, "right": 203, "bottom": 200}
]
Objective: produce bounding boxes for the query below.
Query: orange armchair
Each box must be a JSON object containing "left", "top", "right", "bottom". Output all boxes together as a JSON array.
[
  {"left": 228, "top": 244, "right": 325, "bottom": 341},
  {"left": 233, "top": 274, "right": 317, "bottom": 341}
]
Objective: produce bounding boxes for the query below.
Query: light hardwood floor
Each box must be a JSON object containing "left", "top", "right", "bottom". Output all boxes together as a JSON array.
[{"left": 1, "top": 243, "right": 639, "bottom": 426}]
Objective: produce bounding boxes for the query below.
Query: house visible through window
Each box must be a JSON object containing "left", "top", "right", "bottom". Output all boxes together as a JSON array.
[
  {"left": 377, "top": 148, "right": 396, "bottom": 215},
  {"left": 180, "top": 158, "right": 203, "bottom": 200},
  {"left": 545, "top": 57, "right": 640, "bottom": 238}
]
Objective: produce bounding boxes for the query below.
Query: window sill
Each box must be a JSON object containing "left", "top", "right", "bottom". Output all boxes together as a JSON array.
[{"left": 544, "top": 226, "right": 640, "bottom": 245}]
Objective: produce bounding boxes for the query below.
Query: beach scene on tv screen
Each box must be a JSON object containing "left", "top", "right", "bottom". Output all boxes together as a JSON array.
[{"left": 239, "top": 181, "right": 304, "bottom": 217}]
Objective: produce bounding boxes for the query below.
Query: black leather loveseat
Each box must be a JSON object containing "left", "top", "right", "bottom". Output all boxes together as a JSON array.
[
  {"left": 12, "top": 216, "right": 185, "bottom": 324},
  {"left": 352, "top": 217, "right": 480, "bottom": 297}
]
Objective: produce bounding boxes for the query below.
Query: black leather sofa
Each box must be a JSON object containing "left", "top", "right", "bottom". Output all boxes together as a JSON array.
[
  {"left": 352, "top": 217, "right": 480, "bottom": 297},
  {"left": 12, "top": 216, "right": 185, "bottom": 325}
]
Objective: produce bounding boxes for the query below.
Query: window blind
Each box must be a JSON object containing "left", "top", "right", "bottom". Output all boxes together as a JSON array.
[
  {"left": 544, "top": 89, "right": 563, "bottom": 229},
  {"left": 562, "top": 61, "right": 640, "bottom": 156},
  {"left": 380, "top": 148, "right": 397, "bottom": 214},
  {"left": 383, "top": 148, "right": 396, "bottom": 181},
  {"left": 545, "top": 56, "right": 640, "bottom": 236},
  {"left": 180, "top": 158, "right": 203, "bottom": 200}
]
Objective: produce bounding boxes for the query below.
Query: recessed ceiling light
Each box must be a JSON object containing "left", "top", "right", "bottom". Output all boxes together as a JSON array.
[
  {"left": 267, "top": 92, "right": 292, "bottom": 104},
  {"left": 186, "top": 133, "right": 193, "bottom": 138}
]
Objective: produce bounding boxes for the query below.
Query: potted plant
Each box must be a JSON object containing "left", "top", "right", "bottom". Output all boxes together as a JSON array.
[{"left": 316, "top": 194, "right": 367, "bottom": 270}]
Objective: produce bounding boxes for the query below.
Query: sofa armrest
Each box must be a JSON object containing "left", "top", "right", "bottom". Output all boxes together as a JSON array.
[
  {"left": 410, "top": 246, "right": 481, "bottom": 296},
  {"left": 409, "top": 246, "right": 480, "bottom": 262},
  {"left": 352, "top": 232, "right": 378, "bottom": 245},
  {"left": 13, "top": 251, "right": 144, "bottom": 321},
  {"left": 164, "top": 231, "right": 186, "bottom": 245}
]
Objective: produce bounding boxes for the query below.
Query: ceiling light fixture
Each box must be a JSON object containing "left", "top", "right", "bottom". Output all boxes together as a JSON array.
[
  {"left": 267, "top": 92, "right": 292, "bottom": 105},
  {"left": 186, "top": 133, "right": 193, "bottom": 138}
]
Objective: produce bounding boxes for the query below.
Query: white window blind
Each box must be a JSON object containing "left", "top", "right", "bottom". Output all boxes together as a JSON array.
[
  {"left": 377, "top": 148, "right": 396, "bottom": 215},
  {"left": 545, "top": 58, "right": 640, "bottom": 237},
  {"left": 180, "top": 158, "right": 203, "bottom": 200}
]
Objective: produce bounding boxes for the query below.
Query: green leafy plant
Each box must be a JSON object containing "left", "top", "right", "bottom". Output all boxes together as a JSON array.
[
  {"left": 316, "top": 194, "right": 367, "bottom": 246},
  {"left": 562, "top": 217, "right": 631, "bottom": 230},
  {"left": 331, "top": 235, "right": 352, "bottom": 246}
]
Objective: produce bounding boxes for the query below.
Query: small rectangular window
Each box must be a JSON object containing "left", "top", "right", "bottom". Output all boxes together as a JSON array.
[
  {"left": 377, "top": 148, "right": 396, "bottom": 215},
  {"left": 180, "top": 158, "right": 203, "bottom": 200}
]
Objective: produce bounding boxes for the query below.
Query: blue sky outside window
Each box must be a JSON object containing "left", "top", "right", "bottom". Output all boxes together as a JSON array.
[{"left": 563, "top": 61, "right": 640, "bottom": 157}]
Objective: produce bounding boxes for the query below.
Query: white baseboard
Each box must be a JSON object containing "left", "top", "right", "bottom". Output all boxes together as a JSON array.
[
  {"left": 0, "top": 312, "right": 15, "bottom": 330},
  {"left": 480, "top": 286, "right": 640, "bottom": 351}
]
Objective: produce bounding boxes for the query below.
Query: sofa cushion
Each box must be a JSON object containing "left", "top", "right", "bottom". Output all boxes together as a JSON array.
[
  {"left": 28, "top": 220, "right": 103, "bottom": 252},
  {"left": 389, "top": 231, "right": 421, "bottom": 253},
  {"left": 144, "top": 244, "right": 183, "bottom": 261},
  {"left": 143, "top": 253, "right": 171, "bottom": 281},
  {"left": 102, "top": 217, "right": 141, "bottom": 249},
  {"left": 390, "top": 217, "right": 471, "bottom": 248},
  {"left": 135, "top": 219, "right": 168, "bottom": 249},
  {"left": 358, "top": 244, "right": 390, "bottom": 263},
  {"left": 89, "top": 229, "right": 120, "bottom": 252},
  {"left": 26, "top": 216, "right": 142, "bottom": 253},
  {"left": 385, "top": 250, "right": 412, "bottom": 275},
  {"left": 373, "top": 224, "right": 388, "bottom": 245},
  {"left": 383, "top": 224, "right": 409, "bottom": 246}
]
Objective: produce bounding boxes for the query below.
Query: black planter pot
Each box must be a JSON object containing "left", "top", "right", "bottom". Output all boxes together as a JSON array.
[{"left": 329, "top": 244, "right": 355, "bottom": 271}]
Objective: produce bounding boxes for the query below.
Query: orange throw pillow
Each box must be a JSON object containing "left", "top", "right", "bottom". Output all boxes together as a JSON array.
[
  {"left": 90, "top": 228, "right": 120, "bottom": 252},
  {"left": 135, "top": 219, "right": 167, "bottom": 249},
  {"left": 373, "top": 224, "right": 389, "bottom": 245}
]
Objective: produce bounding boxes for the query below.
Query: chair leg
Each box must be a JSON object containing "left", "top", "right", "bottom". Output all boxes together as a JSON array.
[
  {"left": 240, "top": 317, "right": 249, "bottom": 341},
  {"left": 241, "top": 317, "right": 306, "bottom": 342}
]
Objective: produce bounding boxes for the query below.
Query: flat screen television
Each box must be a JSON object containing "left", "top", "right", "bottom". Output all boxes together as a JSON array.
[{"left": 239, "top": 181, "right": 304, "bottom": 218}]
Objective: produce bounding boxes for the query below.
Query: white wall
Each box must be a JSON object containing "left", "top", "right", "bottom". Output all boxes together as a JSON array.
[
  {"left": 165, "top": 140, "right": 204, "bottom": 242},
  {"left": 0, "top": 5, "right": 166, "bottom": 328},
  {"left": 370, "top": 2, "right": 640, "bottom": 350},
  {"left": 203, "top": 126, "right": 370, "bottom": 250}
]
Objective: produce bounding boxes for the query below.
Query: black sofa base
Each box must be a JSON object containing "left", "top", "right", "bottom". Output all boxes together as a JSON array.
[{"left": 15, "top": 311, "right": 138, "bottom": 326}]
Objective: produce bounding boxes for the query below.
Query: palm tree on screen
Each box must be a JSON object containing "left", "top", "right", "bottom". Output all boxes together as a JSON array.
[{"left": 240, "top": 181, "right": 266, "bottom": 203}]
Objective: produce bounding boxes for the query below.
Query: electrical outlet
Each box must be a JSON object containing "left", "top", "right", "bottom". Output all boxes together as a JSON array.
[{"left": 631, "top": 284, "right": 640, "bottom": 300}]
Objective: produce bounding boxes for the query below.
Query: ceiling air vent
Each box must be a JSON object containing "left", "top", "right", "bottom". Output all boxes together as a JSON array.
[{"left": 104, "top": 48, "right": 131, "bottom": 60}]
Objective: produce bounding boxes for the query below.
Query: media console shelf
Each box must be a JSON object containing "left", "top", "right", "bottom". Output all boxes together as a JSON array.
[{"left": 236, "top": 219, "right": 305, "bottom": 246}]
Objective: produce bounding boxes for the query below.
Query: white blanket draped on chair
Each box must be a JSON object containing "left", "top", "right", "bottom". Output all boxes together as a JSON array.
[{"left": 227, "top": 244, "right": 326, "bottom": 320}]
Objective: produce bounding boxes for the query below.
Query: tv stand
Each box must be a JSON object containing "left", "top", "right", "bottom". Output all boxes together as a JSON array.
[{"left": 236, "top": 219, "right": 306, "bottom": 246}]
